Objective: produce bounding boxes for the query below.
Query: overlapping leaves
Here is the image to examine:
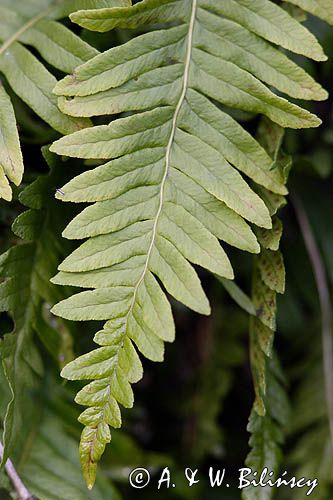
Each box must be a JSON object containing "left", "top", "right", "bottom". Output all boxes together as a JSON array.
[
  {"left": 250, "top": 118, "right": 288, "bottom": 416},
  {"left": 0, "top": 368, "right": 120, "bottom": 500},
  {"left": 0, "top": 0, "right": 114, "bottom": 200},
  {"left": 0, "top": 149, "right": 75, "bottom": 465},
  {"left": 48, "top": 0, "right": 330, "bottom": 486}
]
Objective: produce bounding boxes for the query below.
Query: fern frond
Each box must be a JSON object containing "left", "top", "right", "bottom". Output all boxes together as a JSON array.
[
  {"left": 243, "top": 356, "right": 290, "bottom": 500},
  {"left": 0, "top": 0, "right": 111, "bottom": 200},
  {"left": 49, "top": 0, "right": 328, "bottom": 486},
  {"left": 242, "top": 118, "right": 289, "bottom": 499},
  {"left": 0, "top": 149, "right": 75, "bottom": 465},
  {"left": 249, "top": 118, "right": 287, "bottom": 416}
]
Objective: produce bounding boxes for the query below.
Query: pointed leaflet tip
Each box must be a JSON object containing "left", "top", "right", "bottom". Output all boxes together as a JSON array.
[
  {"left": 83, "top": 462, "right": 97, "bottom": 491},
  {"left": 53, "top": 74, "right": 77, "bottom": 97},
  {"left": 60, "top": 357, "right": 78, "bottom": 380},
  {"left": 59, "top": 364, "right": 69, "bottom": 380}
]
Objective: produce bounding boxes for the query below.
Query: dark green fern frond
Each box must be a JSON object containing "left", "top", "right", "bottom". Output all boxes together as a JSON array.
[
  {"left": 249, "top": 118, "right": 288, "bottom": 416},
  {"left": 0, "top": 368, "right": 120, "bottom": 500},
  {"left": 242, "top": 117, "right": 289, "bottom": 499},
  {"left": 0, "top": 149, "right": 76, "bottom": 465},
  {"left": 243, "top": 356, "right": 290, "bottom": 500}
]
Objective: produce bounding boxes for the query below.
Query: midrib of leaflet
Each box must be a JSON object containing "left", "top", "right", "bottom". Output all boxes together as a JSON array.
[{"left": 0, "top": 5, "right": 53, "bottom": 57}]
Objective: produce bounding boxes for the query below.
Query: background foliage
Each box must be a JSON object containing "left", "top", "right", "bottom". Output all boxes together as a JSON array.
[{"left": 1, "top": 1, "right": 333, "bottom": 499}]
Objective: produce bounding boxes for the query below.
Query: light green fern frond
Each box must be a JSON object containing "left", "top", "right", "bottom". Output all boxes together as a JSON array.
[
  {"left": 49, "top": 0, "right": 329, "bottom": 487},
  {"left": 0, "top": 0, "right": 113, "bottom": 200}
]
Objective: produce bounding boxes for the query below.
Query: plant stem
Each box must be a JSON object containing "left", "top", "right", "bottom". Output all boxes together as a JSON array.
[
  {"left": 0, "top": 441, "right": 35, "bottom": 500},
  {"left": 292, "top": 193, "right": 333, "bottom": 447}
]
